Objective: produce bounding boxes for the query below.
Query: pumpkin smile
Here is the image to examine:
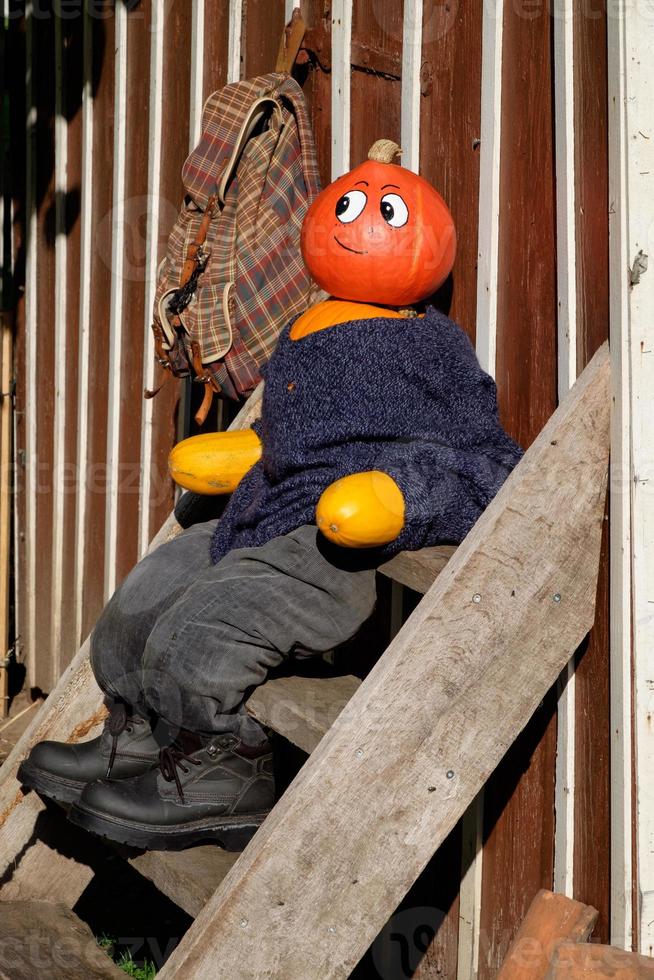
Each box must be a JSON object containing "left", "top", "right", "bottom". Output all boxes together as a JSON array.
[{"left": 334, "top": 236, "right": 368, "bottom": 255}]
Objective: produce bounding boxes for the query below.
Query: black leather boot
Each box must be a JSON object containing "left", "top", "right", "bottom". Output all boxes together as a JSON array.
[
  {"left": 17, "top": 703, "right": 166, "bottom": 805},
  {"left": 68, "top": 733, "right": 274, "bottom": 851}
]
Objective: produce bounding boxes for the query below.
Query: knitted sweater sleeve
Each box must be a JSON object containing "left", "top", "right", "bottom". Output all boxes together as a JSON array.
[{"left": 372, "top": 319, "right": 523, "bottom": 554}]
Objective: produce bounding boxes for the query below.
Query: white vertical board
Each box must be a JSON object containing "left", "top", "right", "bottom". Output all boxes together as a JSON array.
[
  {"left": 331, "top": 0, "right": 352, "bottom": 179},
  {"left": 228, "top": 0, "right": 243, "bottom": 84},
  {"left": 458, "top": 2, "right": 505, "bottom": 972},
  {"left": 474, "top": 0, "right": 503, "bottom": 379},
  {"left": 50, "top": 2, "right": 69, "bottom": 681},
  {"left": 189, "top": 0, "right": 206, "bottom": 148},
  {"left": 104, "top": 3, "right": 128, "bottom": 599},
  {"left": 622, "top": 8, "right": 654, "bottom": 958},
  {"left": 552, "top": 0, "right": 577, "bottom": 899},
  {"left": 608, "top": 10, "right": 633, "bottom": 952},
  {"left": 74, "top": 0, "right": 94, "bottom": 642},
  {"left": 24, "top": 2, "right": 38, "bottom": 682},
  {"left": 285, "top": 0, "right": 298, "bottom": 22},
  {"left": 400, "top": 0, "right": 422, "bottom": 173},
  {"left": 139, "top": 0, "right": 165, "bottom": 558}
]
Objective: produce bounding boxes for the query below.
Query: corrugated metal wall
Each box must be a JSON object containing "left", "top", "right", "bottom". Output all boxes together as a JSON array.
[{"left": 5, "top": 0, "right": 617, "bottom": 975}]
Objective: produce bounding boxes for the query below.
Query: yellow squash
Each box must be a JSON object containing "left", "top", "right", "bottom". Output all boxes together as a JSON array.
[
  {"left": 168, "top": 428, "right": 262, "bottom": 495},
  {"left": 316, "top": 470, "right": 405, "bottom": 548}
]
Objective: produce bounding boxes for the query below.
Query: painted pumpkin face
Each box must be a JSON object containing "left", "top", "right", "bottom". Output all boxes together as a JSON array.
[{"left": 301, "top": 140, "right": 456, "bottom": 306}]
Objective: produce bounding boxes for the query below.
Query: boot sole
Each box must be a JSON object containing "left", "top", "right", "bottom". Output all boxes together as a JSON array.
[
  {"left": 17, "top": 760, "right": 85, "bottom": 805},
  {"left": 67, "top": 801, "right": 269, "bottom": 852}
]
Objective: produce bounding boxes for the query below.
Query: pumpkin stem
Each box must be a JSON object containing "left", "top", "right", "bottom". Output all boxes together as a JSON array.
[{"left": 368, "top": 139, "right": 402, "bottom": 164}]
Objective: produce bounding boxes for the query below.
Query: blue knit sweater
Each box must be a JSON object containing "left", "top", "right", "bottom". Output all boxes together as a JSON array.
[{"left": 210, "top": 307, "right": 522, "bottom": 564}]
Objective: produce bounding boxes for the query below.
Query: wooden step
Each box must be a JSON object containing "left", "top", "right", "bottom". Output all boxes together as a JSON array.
[{"left": 0, "top": 900, "right": 124, "bottom": 979}]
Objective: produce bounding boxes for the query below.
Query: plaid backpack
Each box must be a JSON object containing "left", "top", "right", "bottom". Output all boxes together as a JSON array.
[{"left": 147, "top": 73, "right": 321, "bottom": 421}]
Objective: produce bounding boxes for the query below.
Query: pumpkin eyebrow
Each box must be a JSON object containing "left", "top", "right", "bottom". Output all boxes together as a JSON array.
[
  {"left": 354, "top": 180, "right": 369, "bottom": 187},
  {"left": 381, "top": 183, "right": 400, "bottom": 190}
]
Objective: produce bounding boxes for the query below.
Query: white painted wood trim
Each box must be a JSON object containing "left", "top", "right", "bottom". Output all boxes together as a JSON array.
[
  {"left": 189, "top": 0, "right": 205, "bottom": 149},
  {"left": 285, "top": 0, "right": 299, "bottom": 23},
  {"left": 607, "top": 6, "right": 634, "bottom": 952},
  {"left": 457, "top": 791, "right": 484, "bottom": 980},
  {"left": 74, "top": 0, "right": 94, "bottom": 645},
  {"left": 400, "top": 0, "right": 422, "bottom": 174},
  {"left": 474, "top": 0, "right": 503, "bottom": 379},
  {"left": 330, "top": 0, "right": 352, "bottom": 179},
  {"left": 103, "top": 3, "right": 128, "bottom": 599},
  {"left": 227, "top": 0, "right": 243, "bottom": 84},
  {"left": 138, "top": 0, "right": 165, "bottom": 559},
  {"left": 552, "top": 0, "right": 577, "bottom": 899},
  {"left": 24, "top": 2, "right": 38, "bottom": 684},
  {"left": 50, "top": 2, "right": 69, "bottom": 684},
  {"left": 621, "top": 9, "right": 654, "bottom": 957}
]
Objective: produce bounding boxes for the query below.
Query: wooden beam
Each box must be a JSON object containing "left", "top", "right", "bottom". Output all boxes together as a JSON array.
[
  {"left": 158, "top": 343, "right": 610, "bottom": 979},
  {"left": 129, "top": 847, "right": 239, "bottom": 920},
  {"left": 246, "top": 675, "right": 361, "bottom": 755},
  {"left": 497, "top": 890, "right": 598, "bottom": 979},
  {"left": 0, "top": 901, "right": 124, "bottom": 979}
]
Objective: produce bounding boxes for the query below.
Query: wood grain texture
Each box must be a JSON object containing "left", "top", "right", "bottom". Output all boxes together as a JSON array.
[
  {"left": 113, "top": 4, "right": 153, "bottom": 590},
  {"left": 546, "top": 943, "right": 654, "bottom": 979},
  {"left": 481, "top": 4, "right": 560, "bottom": 970},
  {"left": 0, "top": 901, "right": 124, "bottom": 979},
  {"left": 572, "top": 0, "right": 611, "bottom": 944},
  {"left": 158, "top": 345, "right": 610, "bottom": 980},
  {"left": 349, "top": 0, "right": 403, "bottom": 169},
  {"left": 243, "top": 0, "right": 286, "bottom": 76},
  {"left": 129, "top": 846, "right": 239, "bottom": 920},
  {"left": 247, "top": 674, "right": 361, "bottom": 753},
  {"left": 497, "top": 889, "right": 598, "bottom": 980},
  {"left": 79, "top": 8, "right": 116, "bottom": 642},
  {"left": 379, "top": 546, "right": 455, "bottom": 595},
  {"left": 419, "top": 0, "right": 482, "bottom": 332}
]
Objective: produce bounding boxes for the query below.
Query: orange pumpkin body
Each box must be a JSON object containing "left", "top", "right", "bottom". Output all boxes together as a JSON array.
[{"left": 301, "top": 155, "right": 456, "bottom": 306}]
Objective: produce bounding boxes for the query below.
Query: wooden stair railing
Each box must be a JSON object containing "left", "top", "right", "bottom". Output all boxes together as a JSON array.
[{"left": 0, "top": 343, "right": 610, "bottom": 980}]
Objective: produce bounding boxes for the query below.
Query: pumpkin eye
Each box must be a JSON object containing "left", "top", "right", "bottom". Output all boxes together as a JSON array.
[
  {"left": 335, "top": 189, "right": 368, "bottom": 224},
  {"left": 380, "top": 193, "right": 409, "bottom": 228}
]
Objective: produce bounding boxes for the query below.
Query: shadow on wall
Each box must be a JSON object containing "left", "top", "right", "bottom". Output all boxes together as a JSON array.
[{"left": 2, "top": 0, "right": 142, "bottom": 310}]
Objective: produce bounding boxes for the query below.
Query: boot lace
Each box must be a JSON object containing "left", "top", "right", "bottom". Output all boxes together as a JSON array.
[
  {"left": 105, "top": 702, "right": 143, "bottom": 778},
  {"left": 159, "top": 745, "right": 202, "bottom": 802}
]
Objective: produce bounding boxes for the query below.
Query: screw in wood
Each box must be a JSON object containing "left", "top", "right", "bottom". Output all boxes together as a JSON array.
[
  {"left": 355, "top": 748, "right": 364, "bottom": 758},
  {"left": 240, "top": 918, "right": 248, "bottom": 928},
  {"left": 553, "top": 593, "right": 562, "bottom": 603},
  {"left": 446, "top": 770, "right": 455, "bottom": 779},
  {"left": 472, "top": 593, "right": 482, "bottom": 604}
]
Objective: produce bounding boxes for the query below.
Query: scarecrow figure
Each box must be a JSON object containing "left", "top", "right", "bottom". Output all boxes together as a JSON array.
[{"left": 19, "top": 141, "right": 522, "bottom": 850}]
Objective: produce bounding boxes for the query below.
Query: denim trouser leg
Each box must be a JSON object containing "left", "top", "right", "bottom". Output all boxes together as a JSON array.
[{"left": 90, "top": 522, "right": 377, "bottom": 743}]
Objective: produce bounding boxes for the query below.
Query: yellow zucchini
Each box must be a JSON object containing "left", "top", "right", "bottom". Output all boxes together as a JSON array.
[
  {"left": 316, "top": 470, "right": 405, "bottom": 548},
  {"left": 168, "top": 428, "right": 262, "bottom": 495}
]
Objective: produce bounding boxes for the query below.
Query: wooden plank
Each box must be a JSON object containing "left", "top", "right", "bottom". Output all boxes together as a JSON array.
[
  {"left": 330, "top": 0, "right": 352, "bottom": 178},
  {"left": 157, "top": 344, "right": 610, "bottom": 980},
  {"left": 620, "top": 8, "right": 654, "bottom": 958},
  {"left": 0, "top": 314, "right": 12, "bottom": 718},
  {"left": 129, "top": 846, "right": 239, "bottom": 920},
  {"left": 481, "top": 3, "right": 559, "bottom": 969},
  {"left": 379, "top": 546, "right": 455, "bottom": 595},
  {"left": 0, "top": 901, "right": 124, "bottom": 979},
  {"left": 572, "top": 0, "right": 611, "bottom": 944},
  {"left": 246, "top": 675, "right": 361, "bottom": 754},
  {"left": 607, "top": 0, "right": 634, "bottom": 950},
  {"left": 74, "top": 0, "right": 94, "bottom": 641},
  {"left": 497, "top": 889, "right": 598, "bottom": 980},
  {"left": 474, "top": 0, "right": 502, "bottom": 372},
  {"left": 349, "top": 1, "right": 402, "bottom": 170},
  {"left": 243, "top": 0, "right": 285, "bottom": 76},
  {"left": 546, "top": 943, "right": 654, "bottom": 979},
  {"left": 552, "top": 0, "right": 578, "bottom": 902},
  {"left": 228, "top": 0, "right": 244, "bottom": 83},
  {"left": 400, "top": 0, "right": 422, "bottom": 173}
]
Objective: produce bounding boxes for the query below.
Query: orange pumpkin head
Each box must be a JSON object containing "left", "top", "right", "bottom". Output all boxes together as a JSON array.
[{"left": 301, "top": 139, "right": 456, "bottom": 307}]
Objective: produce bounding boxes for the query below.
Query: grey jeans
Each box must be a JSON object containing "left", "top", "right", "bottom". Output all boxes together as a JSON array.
[{"left": 90, "top": 521, "right": 377, "bottom": 743}]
